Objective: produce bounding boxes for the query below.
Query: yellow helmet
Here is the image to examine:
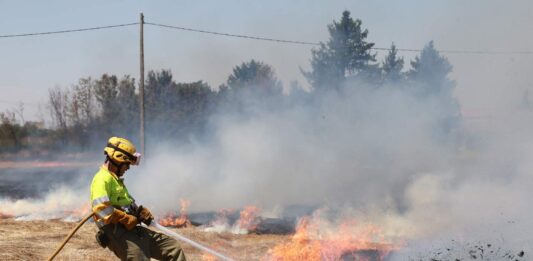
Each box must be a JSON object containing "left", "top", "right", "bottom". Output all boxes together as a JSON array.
[{"left": 104, "top": 137, "right": 138, "bottom": 165}]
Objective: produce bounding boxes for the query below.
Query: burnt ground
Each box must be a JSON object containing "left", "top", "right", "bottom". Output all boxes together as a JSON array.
[{"left": 404, "top": 240, "right": 526, "bottom": 261}]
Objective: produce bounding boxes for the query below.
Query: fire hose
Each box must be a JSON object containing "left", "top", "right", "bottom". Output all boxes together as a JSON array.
[
  {"left": 47, "top": 212, "right": 235, "bottom": 261},
  {"left": 47, "top": 212, "right": 94, "bottom": 261}
]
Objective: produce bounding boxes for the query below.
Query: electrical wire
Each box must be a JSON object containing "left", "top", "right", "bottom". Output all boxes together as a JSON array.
[
  {"left": 145, "top": 22, "right": 319, "bottom": 46},
  {"left": 1, "top": 20, "right": 532, "bottom": 55},
  {"left": 145, "top": 21, "right": 533, "bottom": 55},
  {"left": 0, "top": 23, "right": 139, "bottom": 38}
]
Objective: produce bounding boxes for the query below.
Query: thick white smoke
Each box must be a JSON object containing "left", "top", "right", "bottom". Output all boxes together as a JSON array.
[
  {"left": 131, "top": 84, "right": 450, "bottom": 212},
  {"left": 126, "top": 78, "right": 533, "bottom": 256}
]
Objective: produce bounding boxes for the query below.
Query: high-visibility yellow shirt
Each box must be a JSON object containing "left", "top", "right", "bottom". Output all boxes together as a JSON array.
[{"left": 90, "top": 166, "right": 134, "bottom": 225}]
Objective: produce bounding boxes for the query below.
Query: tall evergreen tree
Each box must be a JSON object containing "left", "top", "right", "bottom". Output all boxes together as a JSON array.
[
  {"left": 408, "top": 41, "right": 454, "bottom": 97},
  {"left": 303, "top": 10, "right": 377, "bottom": 91},
  {"left": 382, "top": 43, "right": 404, "bottom": 84},
  {"left": 408, "top": 41, "right": 461, "bottom": 137}
]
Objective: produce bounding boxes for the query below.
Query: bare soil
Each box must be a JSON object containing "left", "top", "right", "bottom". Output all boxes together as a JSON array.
[{"left": 0, "top": 218, "right": 288, "bottom": 261}]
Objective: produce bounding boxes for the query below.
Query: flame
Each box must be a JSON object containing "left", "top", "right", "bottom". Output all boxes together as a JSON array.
[
  {"left": 158, "top": 198, "right": 191, "bottom": 228},
  {"left": 234, "top": 205, "right": 261, "bottom": 233},
  {"left": 266, "top": 217, "right": 322, "bottom": 260},
  {"left": 265, "top": 214, "right": 398, "bottom": 261}
]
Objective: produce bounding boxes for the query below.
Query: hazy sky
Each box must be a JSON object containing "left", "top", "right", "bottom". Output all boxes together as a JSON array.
[{"left": 1, "top": 0, "right": 532, "bottom": 121}]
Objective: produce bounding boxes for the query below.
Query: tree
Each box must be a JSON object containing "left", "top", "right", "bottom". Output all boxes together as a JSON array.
[
  {"left": 223, "top": 59, "right": 282, "bottom": 96},
  {"left": 408, "top": 41, "right": 461, "bottom": 138},
  {"left": 94, "top": 74, "right": 118, "bottom": 120},
  {"left": 0, "top": 110, "right": 25, "bottom": 151},
  {"left": 172, "top": 81, "right": 214, "bottom": 138},
  {"left": 218, "top": 60, "right": 283, "bottom": 113},
  {"left": 116, "top": 75, "right": 138, "bottom": 136},
  {"left": 382, "top": 43, "right": 405, "bottom": 84},
  {"left": 145, "top": 69, "right": 174, "bottom": 122},
  {"left": 48, "top": 86, "right": 69, "bottom": 131},
  {"left": 408, "top": 41, "right": 454, "bottom": 97},
  {"left": 67, "top": 78, "right": 95, "bottom": 147},
  {"left": 143, "top": 70, "right": 215, "bottom": 143},
  {"left": 93, "top": 74, "right": 120, "bottom": 137},
  {"left": 303, "top": 10, "right": 378, "bottom": 91}
]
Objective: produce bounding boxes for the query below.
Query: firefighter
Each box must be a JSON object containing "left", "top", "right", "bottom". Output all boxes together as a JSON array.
[{"left": 90, "top": 137, "right": 186, "bottom": 261}]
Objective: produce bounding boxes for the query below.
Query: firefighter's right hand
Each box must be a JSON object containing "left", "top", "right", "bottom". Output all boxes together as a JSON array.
[
  {"left": 109, "top": 209, "right": 139, "bottom": 230},
  {"left": 121, "top": 214, "right": 138, "bottom": 230}
]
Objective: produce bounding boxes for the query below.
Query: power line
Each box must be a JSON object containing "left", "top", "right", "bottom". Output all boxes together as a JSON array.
[
  {"left": 145, "top": 21, "right": 533, "bottom": 55},
  {"left": 1, "top": 20, "right": 532, "bottom": 55},
  {"left": 0, "top": 23, "right": 139, "bottom": 38},
  {"left": 145, "top": 22, "right": 319, "bottom": 46}
]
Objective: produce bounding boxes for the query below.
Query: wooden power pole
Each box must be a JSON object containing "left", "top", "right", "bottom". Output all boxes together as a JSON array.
[{"left": 139, "top": 13, "right": 145, "bottom": 156}]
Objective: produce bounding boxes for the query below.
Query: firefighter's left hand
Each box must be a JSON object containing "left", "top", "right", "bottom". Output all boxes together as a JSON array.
[{"left": 138, "top": 206, "right": 154, "bottom": 225}]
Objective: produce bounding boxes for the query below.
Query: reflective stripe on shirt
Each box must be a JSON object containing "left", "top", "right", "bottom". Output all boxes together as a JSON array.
[
  {"left": 95, "top": 206, "right": 114, "bottom": 219},
  {"left": 92, "top": 195, "right": 110, "bottom": 206}
]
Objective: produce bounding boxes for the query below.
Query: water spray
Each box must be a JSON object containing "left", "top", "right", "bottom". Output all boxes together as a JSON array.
[{"left": 150, "top": 222, "right": 236, "bottom": 261}]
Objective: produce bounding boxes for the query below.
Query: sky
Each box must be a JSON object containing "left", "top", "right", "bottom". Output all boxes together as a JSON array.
[{"left": 1, "top": 0, "right": 532, "bottom": 121}]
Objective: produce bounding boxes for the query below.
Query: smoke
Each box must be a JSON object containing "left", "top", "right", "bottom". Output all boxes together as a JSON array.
[
  {"left": 128, "top": 85, "right": 434, "bottom": 210},
  {"left": 124, "top": 76, "right": 533, "bottom": 255},
  {"left": 0, "top": 166, "right": 97, "bottom": 221},
  {"left": 0, "top": 185, "right": 87, "bottom": 221}
]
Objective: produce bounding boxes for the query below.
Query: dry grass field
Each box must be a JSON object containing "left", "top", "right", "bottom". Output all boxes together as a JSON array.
[{"left": 0, "top": 218, "right": 289, "bottom": 261}]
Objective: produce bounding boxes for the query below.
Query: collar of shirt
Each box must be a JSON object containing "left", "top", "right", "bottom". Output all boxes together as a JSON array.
[{"left": 100, "top": 165, "right": 120, "bottom": 181}]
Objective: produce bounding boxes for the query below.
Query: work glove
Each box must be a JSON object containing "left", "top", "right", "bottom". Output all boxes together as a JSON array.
[
  {"left": 120, "top": 213, "right": 139, "bottom": 230},
  {"left": 137, "top": 205, "right": 154, "bottom": 225},
  {"left": 108, "top": 208, "right": 139, "bottom": 230}
]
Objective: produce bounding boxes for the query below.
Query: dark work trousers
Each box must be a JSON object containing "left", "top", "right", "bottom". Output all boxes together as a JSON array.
[{"left": 101, "top": 224, "right": 186, "bottom": 261}]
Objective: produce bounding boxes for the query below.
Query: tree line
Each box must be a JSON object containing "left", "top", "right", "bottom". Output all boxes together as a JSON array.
[{"left": 0, "top": 10, "right": 460, "bottom": 157}]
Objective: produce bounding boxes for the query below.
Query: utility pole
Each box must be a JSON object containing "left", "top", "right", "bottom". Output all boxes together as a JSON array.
[{"left": 139, "top": 13, "right": 145, "bottom": 156}]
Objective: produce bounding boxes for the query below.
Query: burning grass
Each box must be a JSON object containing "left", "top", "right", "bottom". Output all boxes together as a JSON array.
[
  {"left": 159, "top": 198, "right": 192, "bottom": 228},
  {"left": 265, "top": 216, "right": 397, "bottom": 261}
]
